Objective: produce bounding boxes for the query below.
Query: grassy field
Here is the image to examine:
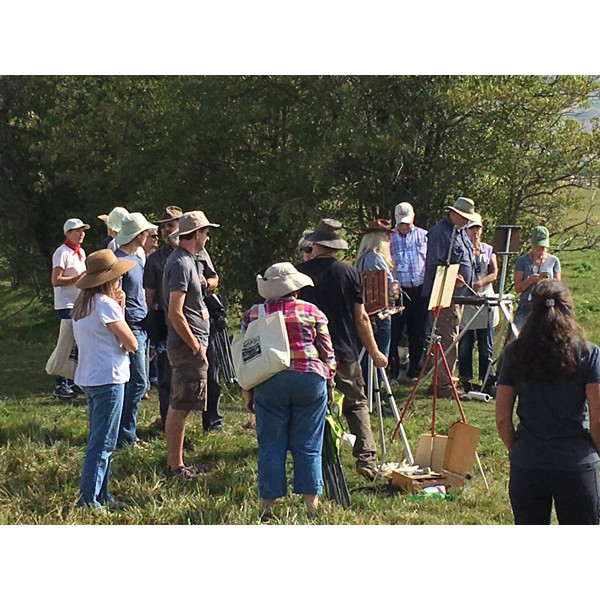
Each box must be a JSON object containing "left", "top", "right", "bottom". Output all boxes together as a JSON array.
[{"left": 1, "top": 237, "right": 599, "bottom": 526}]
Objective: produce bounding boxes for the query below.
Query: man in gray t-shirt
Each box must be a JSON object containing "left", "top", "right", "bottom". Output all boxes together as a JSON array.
[{"left": 162, "top": 210, "right": 220, "bottom": 479}]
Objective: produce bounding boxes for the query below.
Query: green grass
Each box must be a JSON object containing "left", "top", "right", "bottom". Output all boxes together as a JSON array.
[{"left": 0, "top": 242, "right": 599, "bottom": 525}]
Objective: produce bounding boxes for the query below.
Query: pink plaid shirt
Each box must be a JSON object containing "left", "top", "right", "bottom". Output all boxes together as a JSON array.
[{"left": 241, "top": 296, "right": 336, "bottom": 380}]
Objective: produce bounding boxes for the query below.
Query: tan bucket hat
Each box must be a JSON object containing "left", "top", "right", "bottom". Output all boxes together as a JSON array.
[
  {"left": 156, "top": 205, "right": 183, "bottom": 223},
  {"left": 257, "top": 262, "right": 314, "bottom": 299},
  {"left": 170, "top": 210, "right": 220, "bottom": 240},
  {"left": 76, "top": 249, "right": 136, "bottom": 289},
  {"left": 446, "top": 197, "right": 480, "bottom": 221}
]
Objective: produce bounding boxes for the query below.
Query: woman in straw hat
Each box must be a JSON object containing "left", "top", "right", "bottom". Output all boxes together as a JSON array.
[
  {"left": 71, "top": 249, "right": 139, "bottom": 510},
  {"left": 355, "top": 219, "right": 400, "bottom": 362},
  {"left": 496, "top": 279, "right": 600, "bottom": 524},
  {"left": 241, "top": 262, "right": 336, "bottom": 520}
]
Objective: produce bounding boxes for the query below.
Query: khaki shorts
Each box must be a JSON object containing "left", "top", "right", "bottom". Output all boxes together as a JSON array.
[{"left": 167, "top": 339, "right": 208, "bottom": 411}]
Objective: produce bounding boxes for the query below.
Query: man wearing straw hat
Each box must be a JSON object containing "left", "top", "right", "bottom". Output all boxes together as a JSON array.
[
  {"left": 162, "top": 210, "right": 220, "bottom": 479},
  {"left": 298, "top": 218, "right": 387, "bottom": 481},
  {"left": 422, "top": 197, "right": 479, "bottom": 397}
]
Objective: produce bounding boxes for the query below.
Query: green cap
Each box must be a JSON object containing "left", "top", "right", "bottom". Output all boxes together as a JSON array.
[{"left": 531, "top": 226, "right": 550, "bottom": 248}]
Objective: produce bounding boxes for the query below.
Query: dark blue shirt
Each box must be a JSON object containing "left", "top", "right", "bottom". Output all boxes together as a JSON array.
[
  {"left": 498, "top": 341, "right": 600, "bottom": 471},
  {"left": 115, "top": 248, "right": 147, "bottom": 325},
  {"left": 422, "top": 216, "right": 473, "bottom": 298}
]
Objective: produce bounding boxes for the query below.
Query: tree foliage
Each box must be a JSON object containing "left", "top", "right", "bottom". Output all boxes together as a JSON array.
[{"left": 1, "top": 75, "right": 599, "bottom": 305}]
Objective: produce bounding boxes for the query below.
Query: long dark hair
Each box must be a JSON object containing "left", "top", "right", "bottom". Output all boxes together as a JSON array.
[{"left": 504, "top": 279, "right": 587, "bottom": 380}]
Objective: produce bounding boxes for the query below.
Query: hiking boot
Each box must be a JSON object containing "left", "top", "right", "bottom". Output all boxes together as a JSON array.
[
  {"left": 53, "top": 383, "right": 76, "bottom": 399},
  {"left": 356, "top": 464, "right": 378, "bottom": 481}
]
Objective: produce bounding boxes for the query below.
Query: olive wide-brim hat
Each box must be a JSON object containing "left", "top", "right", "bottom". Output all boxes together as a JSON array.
[
  {"left": 304, "top": 218, "right": 349, "bottom": 250},
  {"left": 446, "top": 196, "right": 480, "bottom": 222},
  {"left": 257, "top": 262, "right": 314, "bottom": 299},
  {"left": 76, "top": 249, "right": 136, "bottom": 289}
]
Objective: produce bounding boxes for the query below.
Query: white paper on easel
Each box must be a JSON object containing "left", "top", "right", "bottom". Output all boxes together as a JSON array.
[{"left": 428, "top": 264, "right": 460, "bottom": 310}]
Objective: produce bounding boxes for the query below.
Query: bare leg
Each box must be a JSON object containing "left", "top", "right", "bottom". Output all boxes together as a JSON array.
[
  {"left": 165, "top": 407, "right": 189, "bottom": 470},
  {"left": 261, "top": 498, "right": 276, "bottom": 518}
]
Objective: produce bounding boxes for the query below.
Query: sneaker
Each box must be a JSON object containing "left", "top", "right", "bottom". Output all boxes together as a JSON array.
[
  {"left": 53, "top": 383, "right": 76, "bottom": 399},
  {"left": 70, "top": 383, "right": 83, "bottom": 395},
  {"left": 103, "top": 498, "right": 129, "bottom": 511},
  {"left": 166, "top": 465, "right": 198, "bottom": 480}
]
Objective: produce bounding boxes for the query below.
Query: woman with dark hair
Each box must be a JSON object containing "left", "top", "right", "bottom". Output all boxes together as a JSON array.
[{"left": 496, "top": 279, "right": 600, "bottom": 524}]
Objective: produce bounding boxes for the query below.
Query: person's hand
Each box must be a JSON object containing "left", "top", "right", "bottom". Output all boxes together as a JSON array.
[
  {"left": 112, "top": 288, "right": 126, "bottom": 310},
  {"left": 371, "top": 349, "right": 388, "bottom": 369},
  {"left": 455, "top": 273, "right": 466, "bottom": 287},
  {"left": 529, "top": 273, "right": 542, "bottom": 285},
  {"left": 199, "top": 274, "right": 208, "bottom": 289},
  {"left": 242, "top": 389, "right": 254, "bottom": 413},
  {"left": 472, "top": 280, "right": 483, "bottom": 291}
]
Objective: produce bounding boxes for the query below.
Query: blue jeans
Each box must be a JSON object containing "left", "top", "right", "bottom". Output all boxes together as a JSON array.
[
  {"left": 78, "top": 383, "right": 124, "bottom": 507},
  {"left": 55, "top": 309, "right": 75, "bottom": 387},
  {"left": 253, "top": 370, "right": 327, "bottom": 499},
  {"left": 361, "top": 316, "right": 392, "bottom": 386},
  {"left": 117, "top": 325, "right": 147, "bottom": 446},
  {"left": 458, "top": 327, "right": 494, "bottom": 382}
]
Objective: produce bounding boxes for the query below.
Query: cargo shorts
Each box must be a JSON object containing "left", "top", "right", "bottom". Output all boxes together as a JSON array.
[{"left": 167, "top": 339, "right": 208, "bottom": 411}]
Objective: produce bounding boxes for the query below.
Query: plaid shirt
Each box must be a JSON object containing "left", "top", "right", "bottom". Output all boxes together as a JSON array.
[
  {"left": 241, "top": 296, "right": 336, "bottom": 380},
  {"left": 390, "top": 225, "right": 428, "bottom": 287}
]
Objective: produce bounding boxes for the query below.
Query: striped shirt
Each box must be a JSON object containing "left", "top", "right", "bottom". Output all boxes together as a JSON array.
[
  {"left": 241, "top": 296, "right": 336, "bottom": 380},
  {"left": 390, "top": 225, "right": 428, "bottom": 287}
]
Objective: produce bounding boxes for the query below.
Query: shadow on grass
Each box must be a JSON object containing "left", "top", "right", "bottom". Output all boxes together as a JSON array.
[{"left": 0, "top": 421, "right": 88, "bottom": 447}]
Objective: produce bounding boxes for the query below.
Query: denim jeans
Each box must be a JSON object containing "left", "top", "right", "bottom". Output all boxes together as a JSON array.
[
  {"left": 117, "top": 325, "right": 148, "bottom": 446},
  {"left": 458, "top": 327, "right": 494, "bottom": 382},
  {"left": 55, "top": 308, "right": 75, "bottom": 387},
  {"left": 253, "top": 370, "right": 327, "bottom": 499},
  {"left": 361, "top": 316, "right": 392, "bottom": 389},
  {"left": 78, "top": 383, "right": 124, "bottom": 507}
]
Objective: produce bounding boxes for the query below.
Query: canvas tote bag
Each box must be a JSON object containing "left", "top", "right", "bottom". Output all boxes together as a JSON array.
[
  {"left": 45, "top": 318, "right": 78, "bottom": 380},
  {"left": 231, "top": 303, "right": 290, "bottom": 390}
]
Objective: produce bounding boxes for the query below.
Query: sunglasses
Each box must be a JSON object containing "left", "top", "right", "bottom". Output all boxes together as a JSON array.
[
  {"left": 301, "top": 246, "right": 312, "bottom": 254},
  {"left": 149, "top": 234, "right": 159, "bottom": 239}
]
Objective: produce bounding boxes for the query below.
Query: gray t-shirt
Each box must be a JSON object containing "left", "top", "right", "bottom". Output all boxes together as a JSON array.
[
  {"left": 514, "top": 252, "right": 561, "bottom": 313},
  {"left": 162, "top": 246, "right": 210, "bottom": 346}
]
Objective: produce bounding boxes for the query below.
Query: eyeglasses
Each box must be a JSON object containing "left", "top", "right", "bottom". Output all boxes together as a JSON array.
[
  {"left": 301, "top": 246, "right": 312, "bottom": 254},
  {"left": 149, "top": 234, "right": 159, "bottom": 239}
]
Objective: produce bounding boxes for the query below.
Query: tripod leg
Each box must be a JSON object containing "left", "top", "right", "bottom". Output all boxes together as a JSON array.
[{"left": 373, "top": 365, "right": 386, "bottom": 456}]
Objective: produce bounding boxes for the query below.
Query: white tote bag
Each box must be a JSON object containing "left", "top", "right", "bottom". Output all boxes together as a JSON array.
[
  {"left": 231, "top": 304, "right": 291, "bottom": 390},
  {"left": 45, "top": 318, "right": 78, "bottom": 380}
]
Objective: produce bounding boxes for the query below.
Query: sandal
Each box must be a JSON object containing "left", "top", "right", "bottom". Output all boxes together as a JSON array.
[{"left": 166, "top": 465, "right": 198, "bottom": 480}]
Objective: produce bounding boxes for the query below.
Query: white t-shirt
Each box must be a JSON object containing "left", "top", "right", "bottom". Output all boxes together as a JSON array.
[
  {"left": 73, "top": 295, "right": 131, "bottom": 387},
  {"left": 52, "top": 244, "right": 87, "bottom": 310}
]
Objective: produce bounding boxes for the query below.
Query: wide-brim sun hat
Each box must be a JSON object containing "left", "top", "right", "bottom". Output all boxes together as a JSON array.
[
  {"left": 98, "top": 206, "right": 130, "bottom": 232},
  {"left": 76, "top": 249, "right": 136, "bottom": 289},
  {"left": 304, "top": 218, "right": 349, "bottom": 250},
  {"left": 115, "top": 212, "right": 157, "bottom": 245},
  {"left": 156, "top": 205, "right": 183, "bottom": 223},
  {"left": 466, "top": 213, "right": 483, "bottom": 228},
  {"left": 365, "top": 218, "right": 393, "bottom": 234},
  {"left": 394, "top": 202, "right": 415, "bottom": 225},
  {"left": 531, "top": 225, "right": 550, "bottom": 248},
  {"left": 257, "top": 262, "right": 314, "bottom": 299},
  {"left": 445, "top": 196, "right": 480, "bottom": 221},
  {"left": 169, "top": 210, "right": 220, "bottom": 240},
  {"left": 63, "top": 218, "right": 90, "bottom": 233}
]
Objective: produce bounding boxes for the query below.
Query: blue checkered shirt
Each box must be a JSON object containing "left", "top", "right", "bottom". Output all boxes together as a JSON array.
[{"left": 390, "top": 225, "right": 428, "bottom": 287}]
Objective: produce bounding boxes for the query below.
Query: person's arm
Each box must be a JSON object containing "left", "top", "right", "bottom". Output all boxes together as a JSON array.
[
  {"left": 354, "top": 302, "right": 387, "bottom": 368},
  {"left": 587, "top": 382, "right": 600, "bottom": 453},
  {"left": 168, "top": 290, "right": 206, "bottom": 358},
  {"left": 495, "top": 384, "right": 518, "bottom": 451},
  {"left": 145, "top": 288, "right": 156, "bottom": 310},
  {"left": 107, "top": 320, "right": 139, "bottom": 353},
  {"left": 514, "top": 269, "right": 541, "bottom": 294},
  {"left": 474, "top": 253, "right": 498, "bottom": 290},
  {"left": 205, "top": 274, "right": 219, "bottom": 292},
  {"left": 51, "top": 266, "right": 82, "bottom": 287}
]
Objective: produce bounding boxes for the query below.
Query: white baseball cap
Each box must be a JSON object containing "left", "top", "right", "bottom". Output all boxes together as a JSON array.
[
  {"left": 394, "top": 202, "right": 415, "bottom": 225},
  {"left": 63, "top": 218, "right": 90, "bottom": 234}
]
